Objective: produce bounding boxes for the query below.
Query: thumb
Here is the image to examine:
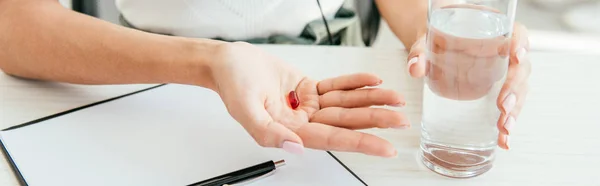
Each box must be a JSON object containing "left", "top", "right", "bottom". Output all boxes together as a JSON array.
[
  {"left": 239, "top": 99, "right": 305, "bottom": 154},
  {"left": 406, "top": 36, "right": 428, "bottom": 78}
]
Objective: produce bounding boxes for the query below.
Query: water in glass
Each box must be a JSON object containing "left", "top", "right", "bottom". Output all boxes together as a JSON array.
[{"left": 420, "top": 6, "right": 511, "bottom": 178}]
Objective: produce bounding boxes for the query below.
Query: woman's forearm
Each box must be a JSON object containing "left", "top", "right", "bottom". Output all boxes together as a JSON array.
[
  {"left": 0, "top": 0, "right": 222, "bottom": 89},
  {"left": 375, "top": 0, "right": 428, "bottom": 49}
]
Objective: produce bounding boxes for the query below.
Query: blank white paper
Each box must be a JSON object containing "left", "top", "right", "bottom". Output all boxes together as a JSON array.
[{"left": 0, "top": 84, "right": 365, "bottom": 186}]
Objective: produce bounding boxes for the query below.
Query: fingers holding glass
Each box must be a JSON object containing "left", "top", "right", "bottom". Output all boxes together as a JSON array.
[
  {"left": 497, "top": 81, "right": 528, "bottom": 134},
  {"left": 510, "top": 23, "right": 530, "bottom": 64},
  {"left": 496, "top": 47, "right": 531, "bottom": 150},
  {"left": 496, "top": 80, "right": 528, "bottom": 150},
  {"left": 496, "top": 83, "right": 527, "bottom": 151},
  {"left": 407, "top": 36, "right": 428, "bottom": 78}
]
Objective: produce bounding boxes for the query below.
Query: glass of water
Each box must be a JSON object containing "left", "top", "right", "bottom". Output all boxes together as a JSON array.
[{"left": 420, "top": 0, "right": 517, "bottom": 178}]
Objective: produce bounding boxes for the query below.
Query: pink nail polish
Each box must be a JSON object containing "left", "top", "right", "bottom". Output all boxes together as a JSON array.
[
  {"left": 282, "top": 141, "right": 304, "bottom": 155},
  {"left": 504, "top": 116, "right": 515, "bottom": 135},
  {"left": 388, "top": 149, "right": 399, "bottom": 158},
  {"left": 408, "top": 57, "right": 418, "bottom": 66},
  {"left": 502, "top": 93, "right": 517, "bottom": 114},
  {"left": 407, "top": 57, "right": 418, "bottom": 74}
]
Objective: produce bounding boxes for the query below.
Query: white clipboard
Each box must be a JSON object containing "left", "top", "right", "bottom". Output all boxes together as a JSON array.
[{"left": 0, "top": 84, "right": 366, "bottom": 186}]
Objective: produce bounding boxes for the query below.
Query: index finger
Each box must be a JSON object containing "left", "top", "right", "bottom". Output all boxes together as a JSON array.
[{"left": 293, "top": 122, "right": 397, "bottom": 157}]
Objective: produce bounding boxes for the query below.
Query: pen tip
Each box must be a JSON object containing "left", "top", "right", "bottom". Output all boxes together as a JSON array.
[{"left": 274, "top": 159, "right": 286, "bottom": 167}]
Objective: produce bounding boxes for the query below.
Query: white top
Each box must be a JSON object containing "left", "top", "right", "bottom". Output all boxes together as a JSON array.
[{"left": 115, "top": 0, "right": 345, "bottom": 40}]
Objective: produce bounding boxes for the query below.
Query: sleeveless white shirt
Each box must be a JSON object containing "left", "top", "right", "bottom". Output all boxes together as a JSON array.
[{"left": 115, "top": 0, "right": 345, "bottom": 40}]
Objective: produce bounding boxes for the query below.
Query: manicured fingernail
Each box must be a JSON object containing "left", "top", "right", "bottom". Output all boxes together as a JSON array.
[
  {"left": 504, "top": 116, "right": 515, "bottom": 135},
  {"left": 516, "top": 48, "right": 527, "bottom": 64},
  {"left": 381, "top": 148, "right": 398, "bottom": 158},
  {"left": 282, "top": 141, "right": 304, "bottom": 154},
  {"left": 407, "top": 57, "right": 418, "bottom": 73},
  {"left": 502, "top": 93, "right": 517, "bottom": 114},
  {"left": 390, "top": 149, "right": 399, "bottom": 158}
]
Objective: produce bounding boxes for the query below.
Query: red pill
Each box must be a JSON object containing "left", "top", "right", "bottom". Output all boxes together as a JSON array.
[{"left": 288, "top": 91, "right": 299, "bottom": 109}]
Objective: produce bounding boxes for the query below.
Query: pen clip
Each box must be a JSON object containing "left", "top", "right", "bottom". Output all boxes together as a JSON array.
[{"left": 222, "top": 169, "right": 277, "bottom": 186}]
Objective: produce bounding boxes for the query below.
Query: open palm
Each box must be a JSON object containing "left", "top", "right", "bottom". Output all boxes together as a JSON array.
[
  {"left": 284, "top": 74, "right": 409, "bottom": 157},
  {"left": 211, "top": 42, "right": 408, "bottom": 157}
]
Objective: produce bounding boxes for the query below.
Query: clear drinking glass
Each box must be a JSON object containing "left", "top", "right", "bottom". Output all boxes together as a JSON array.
[{"left": 420, "top": 0, "right": 517, "bottom": 178}]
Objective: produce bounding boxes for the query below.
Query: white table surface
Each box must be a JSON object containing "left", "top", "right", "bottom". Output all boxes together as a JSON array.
[{"left": 1, "top": 44, "right": 599, "bottom": 186}]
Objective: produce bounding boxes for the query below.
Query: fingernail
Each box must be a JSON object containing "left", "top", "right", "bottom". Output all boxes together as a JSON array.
[
  {"left": 504, "top": 116, "right": 515, "bottom": 135},
  {"left": 282, "top": 141, "right": 304, "bottom": 155},
  {"left": 375, "top": 79, "right": 383, "bottom": 85},
  {"left": 502, "top": 93, "right": 517, "bottom": 114},
  {"left": 516, "top": 48, "right": 527, "bottom": 64},
  {"left": 382, "top": 148, "right": 398, "bottom": 158},
  {"left": 407, "top": 57, "right": 418, "bottom": 73},
  {"left": 390, "top": 149, "right": 399, "bottom": 158}
]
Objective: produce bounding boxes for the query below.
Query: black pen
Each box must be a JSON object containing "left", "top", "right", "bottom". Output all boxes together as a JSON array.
[{"left": 187, "top": 160, "right": 286, "bottom": 186}]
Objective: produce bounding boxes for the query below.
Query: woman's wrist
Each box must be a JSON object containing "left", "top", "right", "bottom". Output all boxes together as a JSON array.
[{"left": 166, "top": 38, "right": 227, "bottom": 90}]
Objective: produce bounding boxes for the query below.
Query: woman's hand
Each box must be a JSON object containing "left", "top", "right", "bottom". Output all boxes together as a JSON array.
[
  {"left": 209, "top": 42, "right": 408, "bottom": 157},
  {"left": 406, "top": 23, "right": 531, "bottom": 150}
]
